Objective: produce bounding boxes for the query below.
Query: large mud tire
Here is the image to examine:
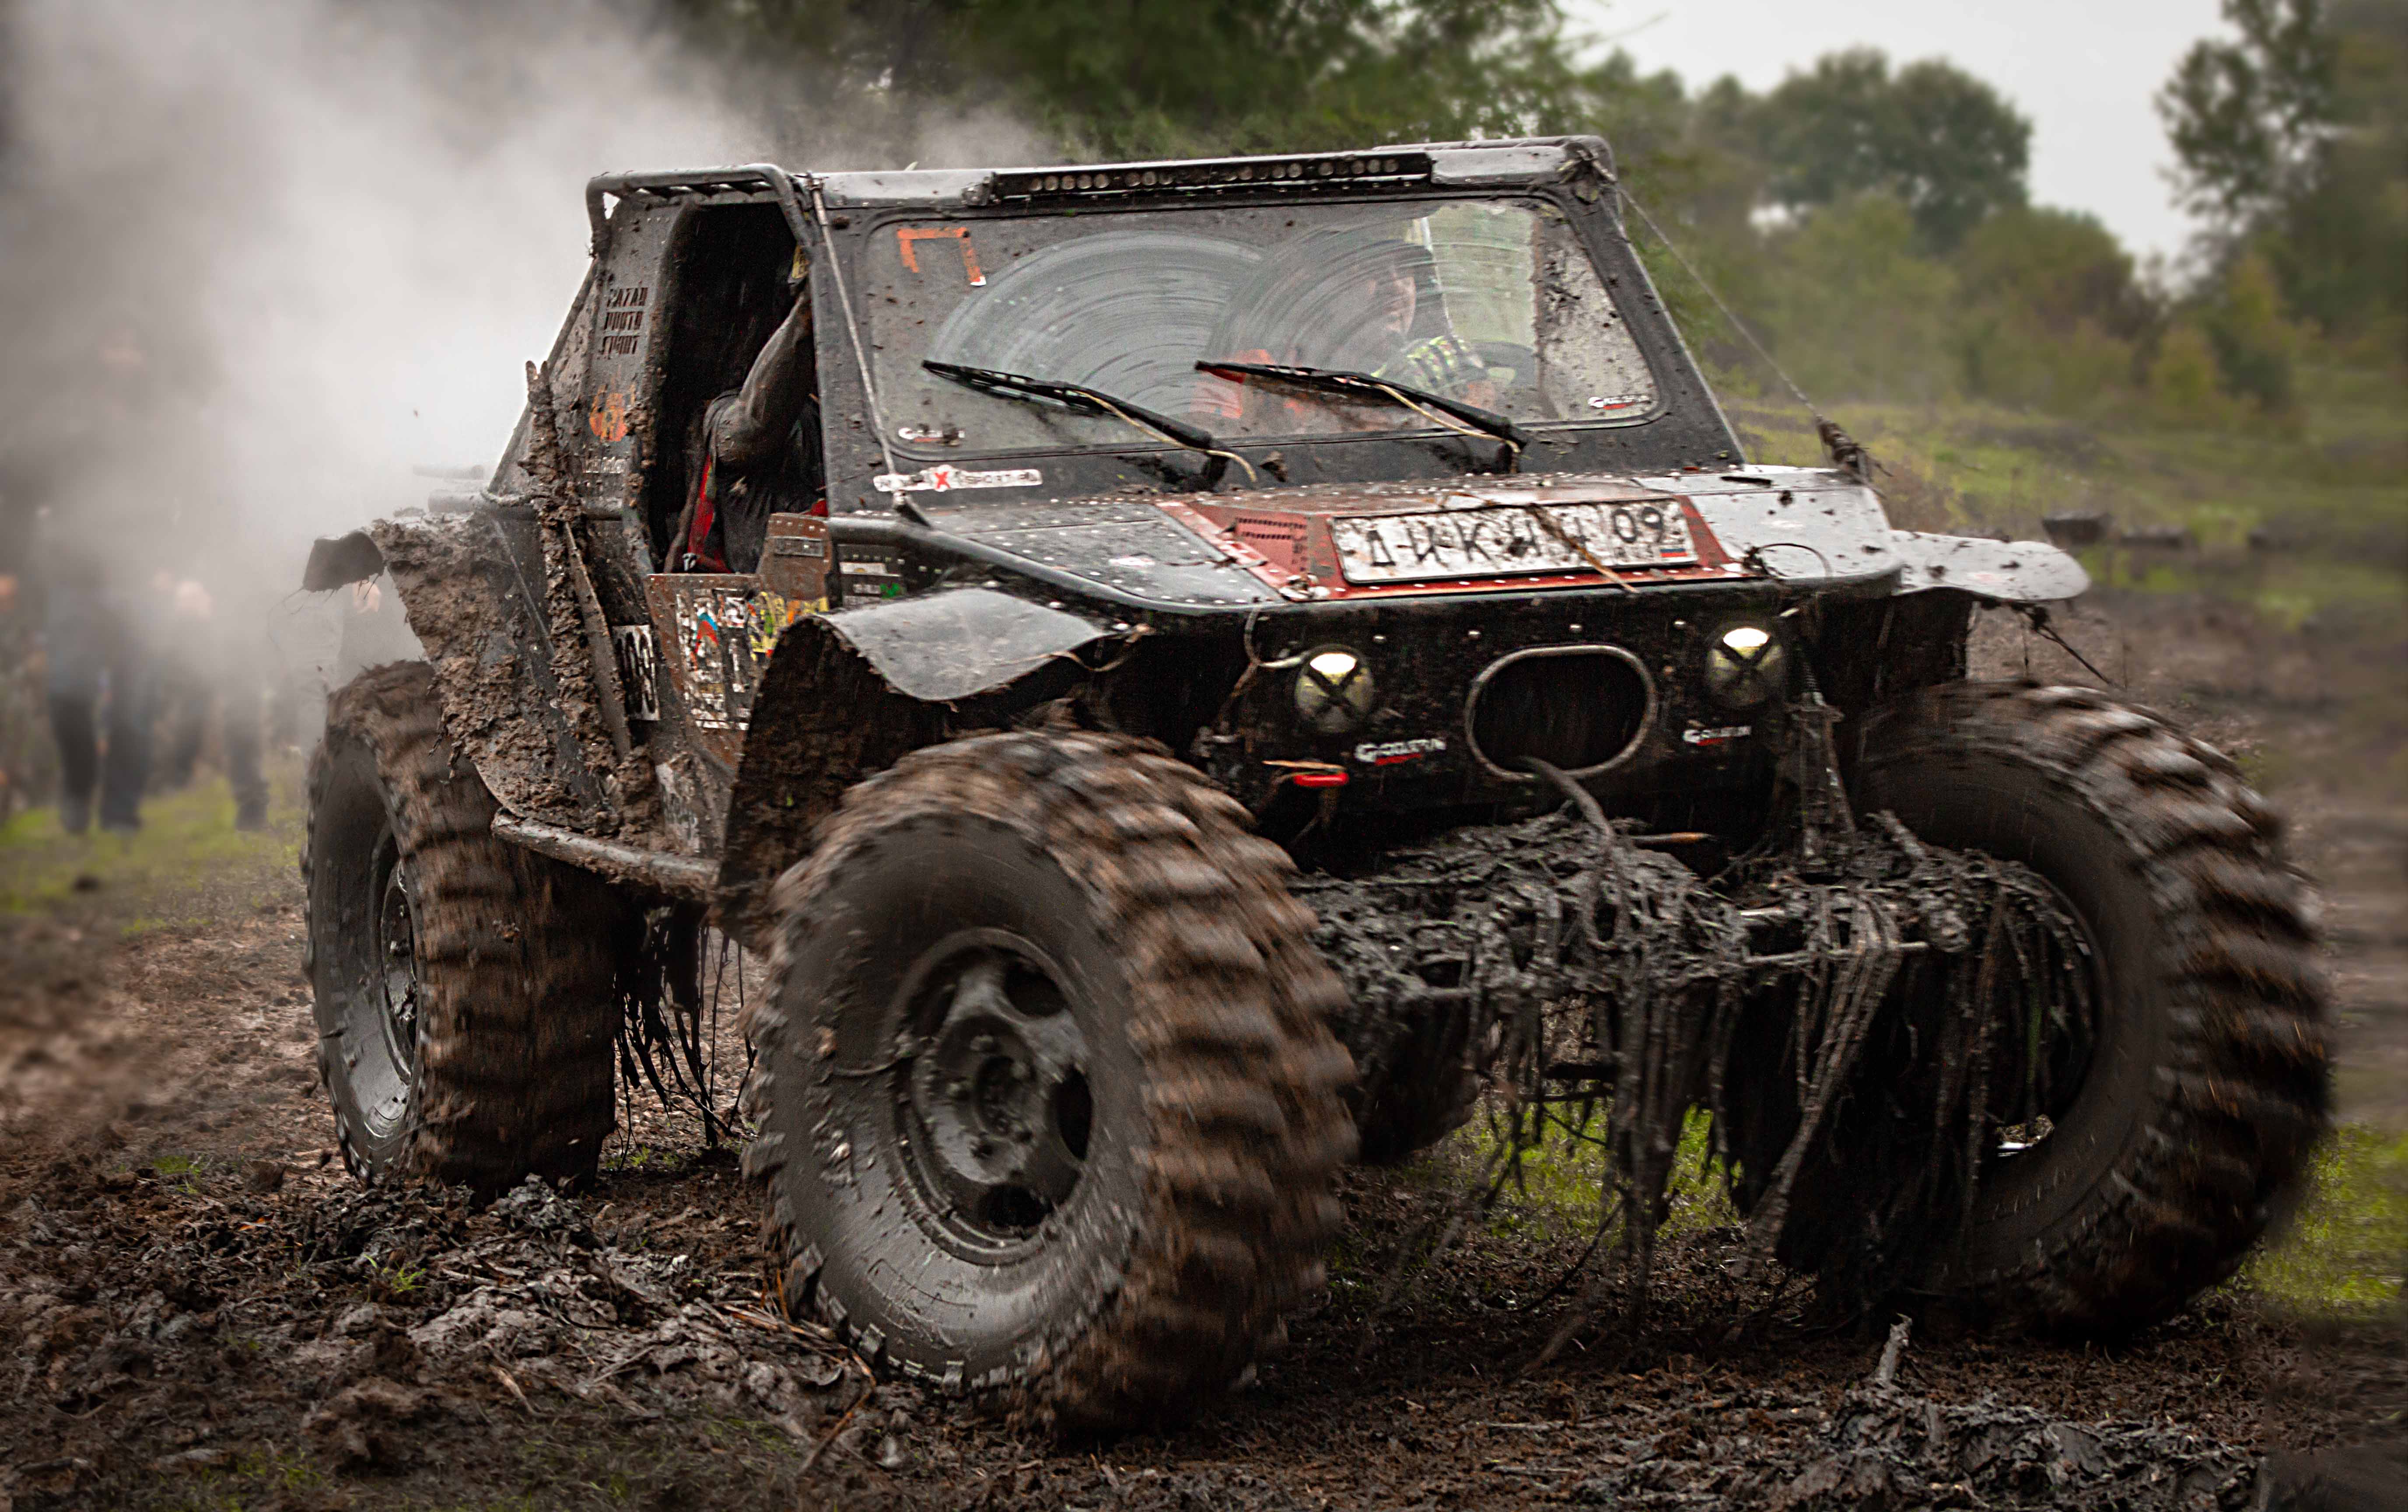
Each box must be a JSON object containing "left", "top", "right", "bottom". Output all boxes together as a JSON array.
[
  {"left": 1855, "top": 682, "right": 2330, "bottom": 1332},
  {"left": 743, "top": 731, "right": 1354, "bottom": 1435},
  {"left": 304, "top": 662, "right": 632, "bottom": 1192}
]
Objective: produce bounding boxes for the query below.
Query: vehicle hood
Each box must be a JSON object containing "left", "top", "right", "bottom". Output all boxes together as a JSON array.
[{"left": 907, "top": 466, "right": 2085, "bottom": 609}]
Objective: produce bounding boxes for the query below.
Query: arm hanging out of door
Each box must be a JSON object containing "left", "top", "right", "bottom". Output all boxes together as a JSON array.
[{"left": 670, "top": 257, "right": 825, "bottom": 574}]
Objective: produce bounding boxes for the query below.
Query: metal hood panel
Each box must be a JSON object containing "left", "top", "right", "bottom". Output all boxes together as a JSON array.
[{"left": 910, "top": 466, "right": 2077, "bottom": 609}]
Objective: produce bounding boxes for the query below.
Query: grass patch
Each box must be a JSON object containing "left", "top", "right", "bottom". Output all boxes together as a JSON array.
[
  {"left": 135, "top": 1154, "right": 210, "bottom": 1198},
  {"left": 1726, "top": 358, "right": 2408, "bottom": 638},
  {"left": 1432, "top": 1104, "right": 1736, "bottom": 1243},
  {"left": 602, "top": 1144, "right": 695, "bottom": 1176},
  {"left": 152, "top": 1447, "right": 326, "bottom": 1512},
  {"left": 0, "top": 767, "right": 303, "bottom": 930},
  {"left": 1431, "top": 1106, "right": 2404, "bottom": 1320},
  {"left": 2242, "top": 1123, "right": 2408, "bottom": 1313}
]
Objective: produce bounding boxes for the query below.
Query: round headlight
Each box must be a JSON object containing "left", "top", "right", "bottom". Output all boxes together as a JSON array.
[
  {"left": 1295, "top": 646, "right": 1374, "bottom": 734},
  {"left": 1704, "top": 623, "right": 1787, "bottom": 707}
]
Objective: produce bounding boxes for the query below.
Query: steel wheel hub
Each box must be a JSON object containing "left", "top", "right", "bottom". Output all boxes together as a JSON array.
[
  {"left": 898, "top": 929, "right": 1092, "bottom": 1239},
  {"left": 371, "top": 836, "right": 421, "bottom": 1099}
]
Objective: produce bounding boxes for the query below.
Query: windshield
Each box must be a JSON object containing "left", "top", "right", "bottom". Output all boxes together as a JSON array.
[{"left": 864, "top": 198, "right": 1655, "bottom": 456}]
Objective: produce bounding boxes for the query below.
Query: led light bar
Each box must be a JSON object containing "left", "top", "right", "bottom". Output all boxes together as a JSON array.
[{"left": 992, "top": 151, "right": 1434, "bottom": 203}]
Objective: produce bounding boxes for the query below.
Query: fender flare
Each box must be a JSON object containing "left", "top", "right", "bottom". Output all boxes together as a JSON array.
[
  {"left": 718, "top": 587, "right": 1117, "bottom": 942},
  {"left": 1887, "top": 531, "right": 2088, "bottom": 602}
]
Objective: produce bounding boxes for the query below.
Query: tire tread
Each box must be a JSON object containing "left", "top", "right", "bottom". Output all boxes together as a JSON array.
[
  {"left": 743, "top": 730, "right": 1354, "bottom": 1434},
  {"left": 1862, "top": 681, "right": 2331, "bottom": 1332},
  {"left": 305, "top": 662, "right": 629, "bottom": 1192}
]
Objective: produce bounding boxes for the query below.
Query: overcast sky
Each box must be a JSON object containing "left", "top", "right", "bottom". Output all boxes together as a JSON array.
[{"left": 1569, "top": 0, "right": 2226, "bottom": 261}]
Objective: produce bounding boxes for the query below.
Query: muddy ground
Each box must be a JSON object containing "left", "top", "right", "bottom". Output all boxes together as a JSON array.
[{"left": 0, "top": 592, "right": 2401, "bottom": 1511}]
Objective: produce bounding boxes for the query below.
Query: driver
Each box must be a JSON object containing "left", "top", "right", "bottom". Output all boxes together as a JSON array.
[
  {"left": 671, "top": 248, "right": 824, "bottom": 574},
  {"left": 1324, "top": 239, "right": 1494, "bottom": 406},
  {"left": 1196, "top": 230, "right": 1501, "bottom": 427}
]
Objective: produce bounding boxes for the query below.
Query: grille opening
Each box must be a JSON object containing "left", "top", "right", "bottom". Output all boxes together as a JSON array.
[{"left": 1469, "top": 648, "right": 1653, "bottom": 777}]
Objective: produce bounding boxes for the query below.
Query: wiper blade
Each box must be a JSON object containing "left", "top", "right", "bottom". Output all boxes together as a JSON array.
[
  {"left": 1194, "top": 358, "right": 1529, "bottom": 455},
  {"left": 923, "top": 360, "right": 1251, "bottom": 483}
]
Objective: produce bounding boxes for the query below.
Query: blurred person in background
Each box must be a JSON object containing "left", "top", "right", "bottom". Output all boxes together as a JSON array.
[
  {"left": 0, "top": 570, "right": 56, "bottom": 826},
  {"left": 0, "top": 461, "right": 56, "bottom": 826},
  {"left": 35, "top": 505, "right": 154, "bottom": 833},
  {"left": 151, "top": 570, "right": 269, "bottom": 830}
]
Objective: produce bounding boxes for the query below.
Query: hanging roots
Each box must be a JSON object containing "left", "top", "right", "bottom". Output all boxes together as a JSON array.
[{"left": 1306, "top": 774, "right": 2095, "bottom": 1331}]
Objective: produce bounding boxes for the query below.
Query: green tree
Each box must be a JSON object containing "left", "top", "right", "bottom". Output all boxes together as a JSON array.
[
  {"left": 2148, "top": 322, "right": 2232, "bottom": 425},
  {"left": 2159, "top": 0, "right": 2404, "bottom": 349},
  {"left": 2261, "top": 0, "right": 2408, "bottom": 345},
  {"left": 679, "top": 0, "right": 1585, "bottom": 160},
  {"left": 2201, "top": 250, "right": 2300, "bottom": 412},
  {"left": 1952, "top": 207, "right": 2151, "bottom": 412},
  {"left": 1758, "top": 194, "right": 1959, "bottom": 402},
  {"left": 1752, "top": 49, "right": 2031, "bottom": 252},
  {"left": 2158, "top": 0, "right": 2339, "bottom": 225}
]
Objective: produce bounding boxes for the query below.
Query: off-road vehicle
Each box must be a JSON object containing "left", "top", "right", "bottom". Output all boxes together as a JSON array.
[{"left": 302, "top": 139, "right": 2330, "bottom": 1432}]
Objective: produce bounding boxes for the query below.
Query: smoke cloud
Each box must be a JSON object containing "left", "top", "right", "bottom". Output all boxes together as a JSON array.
[{"left": 0, "top": 0, "right": 1045, "bottom": 588}]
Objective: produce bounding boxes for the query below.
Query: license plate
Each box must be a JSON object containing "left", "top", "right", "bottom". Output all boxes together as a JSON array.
[{"left": 1330, "top": 501, "right": 1696, "bottom": 584}]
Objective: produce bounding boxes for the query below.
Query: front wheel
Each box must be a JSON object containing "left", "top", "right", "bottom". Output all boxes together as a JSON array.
[
  {"left": 1854, "top": 682, "right": 2330, "bottom": 1331},
  {"left": 742, "top": 732, "right": 1354, "bottom": 1433}
]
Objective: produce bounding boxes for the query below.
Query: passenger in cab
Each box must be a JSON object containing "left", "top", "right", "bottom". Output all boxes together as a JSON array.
[{"left": 671, "top": 248, "right": 825, "bottom": 574}]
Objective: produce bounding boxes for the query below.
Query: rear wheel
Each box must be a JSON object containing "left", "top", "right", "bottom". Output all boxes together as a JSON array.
[
  {"left": 1852, "top": 682, "right": 2330, "bottom": 1330},
  {"left": 743, "top": 731, "right": 1354, "bottom": 1433},
  {"left": 305, "top": 662, "right": 633, "bottom": 1191}
]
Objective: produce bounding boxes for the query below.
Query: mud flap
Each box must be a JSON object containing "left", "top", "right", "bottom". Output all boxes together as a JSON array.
[{"left": 302, "top": 530, "right": 385, "bottom": 592}]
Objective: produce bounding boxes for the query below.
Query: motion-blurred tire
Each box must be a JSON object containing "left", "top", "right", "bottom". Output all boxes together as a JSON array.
[
  {"left": 1855, "top": 681, "right": 2330, "bottom": 1330},
  {"left": 304, "top": 661, "right": 630, "bottom": 1191}
]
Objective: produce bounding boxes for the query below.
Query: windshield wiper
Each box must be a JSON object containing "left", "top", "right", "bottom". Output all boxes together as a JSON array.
[
  {"left": 922, "top": 360, "right": 1253, "bottom": 488},
  {"left": 1194, "top": 359, "right": 1528, "bottom": 467}
]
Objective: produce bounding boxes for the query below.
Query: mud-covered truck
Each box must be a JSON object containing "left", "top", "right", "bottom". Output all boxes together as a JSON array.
[{"left": 301, "top": 140, "right": 2329, "bottom": 1432}]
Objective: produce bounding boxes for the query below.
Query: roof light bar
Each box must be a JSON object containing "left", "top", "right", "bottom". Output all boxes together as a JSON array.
[{"left": 993, "top": 151, "right": 1433, "bottom": 203}]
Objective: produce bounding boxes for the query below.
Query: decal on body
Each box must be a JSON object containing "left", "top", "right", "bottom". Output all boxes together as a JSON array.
[
  {"left": 873, "top": 465, "right": 1043, "bottom": 494},
  {"left": 1355, "top": 737, "right": 1447, "bottom": 766},
  {"left": 1682, "top": 724, "right": 1752, "bottom": 747}
]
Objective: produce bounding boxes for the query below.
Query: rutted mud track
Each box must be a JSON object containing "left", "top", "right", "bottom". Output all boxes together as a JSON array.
[{"left": 0, "top": 595, "right": 2400, "bottom": 1510}]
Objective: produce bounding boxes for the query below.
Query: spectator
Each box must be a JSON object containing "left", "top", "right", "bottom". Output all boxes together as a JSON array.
[
  {"left": 0, "top": 572, "right": 55, "bottom": 826},
  {"left": 37, "top": 508, "right": 152, "bottom": 833},
  {"left": 152, "top": 572, "right": 267, "bottom": 830}
]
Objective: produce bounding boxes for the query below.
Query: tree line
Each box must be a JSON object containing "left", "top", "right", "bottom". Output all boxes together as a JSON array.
[{"left": 672, "top": 0, "right": 2404, "bottom": 424}]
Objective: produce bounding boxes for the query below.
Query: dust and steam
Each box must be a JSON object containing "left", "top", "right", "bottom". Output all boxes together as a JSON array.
[{"left": 0, "top": 0, "right": 1043, "bottom": 591}]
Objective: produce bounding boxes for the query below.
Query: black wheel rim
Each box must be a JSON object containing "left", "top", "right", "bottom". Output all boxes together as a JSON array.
[
  {"left": 892, "top": 928, "right": 1093, "bottom": 1257},
  {"left": 348, "top": 826, "right": 421, "bottom": 1141}
]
